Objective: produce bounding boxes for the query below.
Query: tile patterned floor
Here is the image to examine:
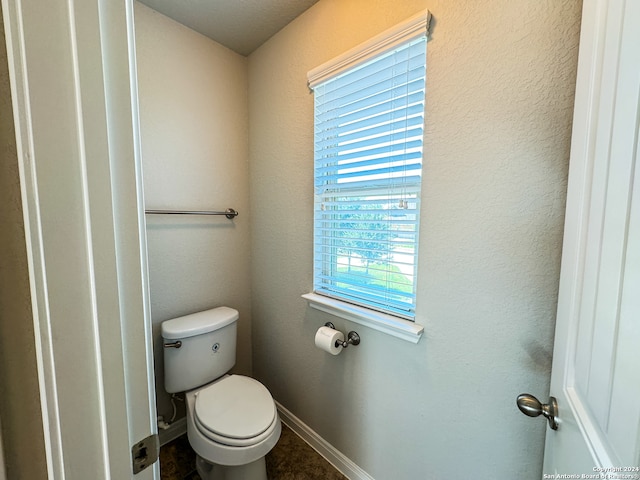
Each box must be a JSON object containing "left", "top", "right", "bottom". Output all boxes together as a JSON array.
[{"left": 160, "top": 424, "right": 348, "bottom": 480}]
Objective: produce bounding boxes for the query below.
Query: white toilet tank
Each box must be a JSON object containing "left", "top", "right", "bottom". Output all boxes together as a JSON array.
[{"left": 162, "top": 307, "right": 238, "bottom": 394}]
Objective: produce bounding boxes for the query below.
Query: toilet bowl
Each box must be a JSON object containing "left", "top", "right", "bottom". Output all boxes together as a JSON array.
[
  {"left": 186, "top": 375, "right": 281, "bottom": 469},
  {"left": 162, "top": 307, "right": 281, "bottom": 480}
]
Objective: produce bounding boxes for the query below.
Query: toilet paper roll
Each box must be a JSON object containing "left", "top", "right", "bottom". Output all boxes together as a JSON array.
[{"left": 314, "top": 326, "right": 344, "bottom": 355}]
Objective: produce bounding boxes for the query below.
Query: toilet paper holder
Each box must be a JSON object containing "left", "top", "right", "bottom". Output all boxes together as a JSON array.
[{"left": 324, "top": 322, "right": 360, "bottom": 348}]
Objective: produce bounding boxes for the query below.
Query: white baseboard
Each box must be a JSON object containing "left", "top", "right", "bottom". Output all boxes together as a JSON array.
[
  {"left": 158, "top": 416, "right": 187, "bottom": 447},
  {"left": 276, "top": 402, "right": 374, "bottom": 480}
]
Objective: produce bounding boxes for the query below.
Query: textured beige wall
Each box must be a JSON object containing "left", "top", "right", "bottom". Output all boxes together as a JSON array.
[
  {"left": 134, "top": 2, "right": 251, "bottom": 420},
  {"left": 248, "top": 1, "right": 582, "bottom": 478},
  {"left": 0, "top": 7, "right": 48, "bottom": 479}
]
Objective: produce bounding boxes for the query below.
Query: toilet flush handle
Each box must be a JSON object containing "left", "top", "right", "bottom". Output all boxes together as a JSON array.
[{"left": 164, "top": 340, "right": 182, "bottom": 349}]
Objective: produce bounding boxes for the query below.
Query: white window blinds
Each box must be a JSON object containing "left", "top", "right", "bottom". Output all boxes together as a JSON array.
[{"left": 309, "top": 12, "right": 429, "bottom": 319}]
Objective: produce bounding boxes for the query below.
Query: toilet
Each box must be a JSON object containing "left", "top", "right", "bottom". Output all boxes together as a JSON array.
[{"left": 162, "top": 307, "right": 281, "bottom": 480}]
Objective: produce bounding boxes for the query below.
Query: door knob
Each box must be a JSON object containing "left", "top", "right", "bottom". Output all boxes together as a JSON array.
[{"left": 517, "top": 393, "right": 558, "bottom": 430}]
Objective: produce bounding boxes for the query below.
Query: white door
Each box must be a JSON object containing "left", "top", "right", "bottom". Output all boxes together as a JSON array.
[
  {"left": 523, "top": 0, "right": 640, "bottom": 475},
  {"left": 2, "top": 0, "right": 159, "bottom": 478}
]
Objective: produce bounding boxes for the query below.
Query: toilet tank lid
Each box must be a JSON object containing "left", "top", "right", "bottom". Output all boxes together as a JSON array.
[{"left": 161, "top": 307, "right": 239, "bottom": 340}]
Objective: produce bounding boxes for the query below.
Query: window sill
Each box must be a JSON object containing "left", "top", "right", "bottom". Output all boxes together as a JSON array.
[{"left": 301, "top": 293, "right": 424, "bottom": 344}]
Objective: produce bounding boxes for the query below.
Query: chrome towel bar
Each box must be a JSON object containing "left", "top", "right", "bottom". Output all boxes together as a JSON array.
[{"left": 145, "top": 208, "right": 238, "bottom": 219}]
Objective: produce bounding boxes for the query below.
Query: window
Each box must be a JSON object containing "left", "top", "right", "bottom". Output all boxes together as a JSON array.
[{"left": 307, "top": 12, "right": 429, "bottom": 322}]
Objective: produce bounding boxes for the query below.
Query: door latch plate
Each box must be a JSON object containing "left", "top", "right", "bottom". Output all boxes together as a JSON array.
[{"left": 131, "top": 434, "right": 159, "bottom": 474}]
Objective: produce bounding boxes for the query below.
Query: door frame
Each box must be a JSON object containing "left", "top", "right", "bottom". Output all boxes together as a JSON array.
[{"left": 2, "top": 0, "right": 158, "bottom": 478}]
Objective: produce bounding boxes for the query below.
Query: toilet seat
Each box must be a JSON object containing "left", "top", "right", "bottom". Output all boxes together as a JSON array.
[{"left": 194, "top": 375, "right": 277, "bottom": 447}]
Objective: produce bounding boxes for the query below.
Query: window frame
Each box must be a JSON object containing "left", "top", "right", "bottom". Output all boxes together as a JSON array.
[{"left": 304, "top": 11, "right": 431, "bottom": 343}]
